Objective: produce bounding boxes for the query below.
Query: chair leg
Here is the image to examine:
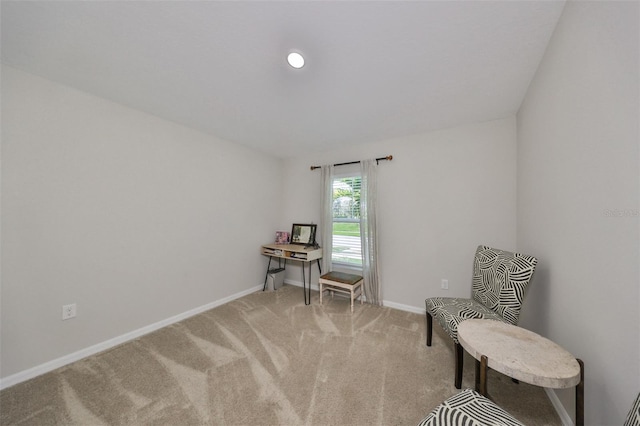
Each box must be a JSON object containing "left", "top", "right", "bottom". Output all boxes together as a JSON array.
[
  {"left": 426, "top": 313, "right": 433, "bottom": 346},
  {"left": 455, "top": 342, "right": 463, "bottom": 389}
]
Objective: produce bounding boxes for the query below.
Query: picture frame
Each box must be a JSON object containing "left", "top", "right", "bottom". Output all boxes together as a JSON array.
[
  {"left": 275, "top": 231, "right": 290, "bottom": 245},
  {"left": 290, "top": 223, "right": 317, "bottom": 246}
]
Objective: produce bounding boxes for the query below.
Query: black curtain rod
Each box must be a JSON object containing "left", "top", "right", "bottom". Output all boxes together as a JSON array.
[{"left": 310, "top": 155, "right": 393, "bottom": 171}]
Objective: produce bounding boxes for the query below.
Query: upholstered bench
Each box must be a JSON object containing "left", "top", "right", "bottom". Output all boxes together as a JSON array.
[{"left": 319, "top": 271, "right": 363, "bottom": 313}]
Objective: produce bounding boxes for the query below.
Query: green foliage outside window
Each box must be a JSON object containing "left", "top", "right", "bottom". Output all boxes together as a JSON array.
[
  {"left": 332, "top": 176, "right": 362, "bottom": 266},
  {"left": 333, "top": 177, "right": 361, "bottom": 219}
]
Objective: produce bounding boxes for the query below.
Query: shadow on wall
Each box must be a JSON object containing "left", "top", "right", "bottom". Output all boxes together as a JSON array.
[{"left": 521, "top": 263, "right": 550, "bottom": 333}]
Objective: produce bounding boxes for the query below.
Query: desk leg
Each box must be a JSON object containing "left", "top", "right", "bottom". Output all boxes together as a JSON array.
[
  {"left": 302, "top": 262, "right": 312, "bottom": 305},
  {"left": 263, "top": 256, "right": 273, "bottom": 291},
  {"left": 576, "top": 358, "right": 584, "bottom": 426},
  {"left": 307, "top": 260, "right": 312, "bottom": 305}
]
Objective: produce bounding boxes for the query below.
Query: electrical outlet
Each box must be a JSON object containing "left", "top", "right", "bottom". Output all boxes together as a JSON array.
[
  {"left": 62, "top": 303, "right": 76, "bottom": 320},
  {"left": 441, "top": 279, "right": 449, "bottom": 290}
]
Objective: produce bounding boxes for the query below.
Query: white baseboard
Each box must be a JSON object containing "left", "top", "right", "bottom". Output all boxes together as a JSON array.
[
  {"left": 283, "top": 278, "right": 319, "bottom": 291},
  {"left": 383, "top": 300, "right": 425, "bottom": 315},
  {"left": 0, "top": 284, "right": 263, "bottom": 391},
  {"left": 545, "top": 388, "right": 574, "bottom": 426}
]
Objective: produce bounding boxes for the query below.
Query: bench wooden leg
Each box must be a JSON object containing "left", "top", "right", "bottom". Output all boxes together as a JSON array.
[{"left": 317, "top": 279, "right": 363, "bottom": 313}]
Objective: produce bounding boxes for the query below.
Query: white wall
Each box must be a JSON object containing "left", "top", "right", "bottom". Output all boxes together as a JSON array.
[
  {"left": 4, "top": 5, "right": 636, "bottom": 422},
  {"left": 0, "top": 66, "right": 283, "bottom": 379},
  {"left": 517, "top": 1, "right": 639, "bottom": 423},
  {"left": 281, "top": 117, "right": 518, "bottom": 309}
]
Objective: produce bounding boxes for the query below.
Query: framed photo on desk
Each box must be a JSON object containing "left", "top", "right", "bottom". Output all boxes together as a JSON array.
[
  {"left": 291, "top": 223, "right": 317, "bottom": 246},
  {"left": 275, "top": 231, "right": 290, "bottom": 244}
]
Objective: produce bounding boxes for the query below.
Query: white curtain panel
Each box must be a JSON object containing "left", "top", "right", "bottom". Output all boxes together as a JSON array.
[
  {"left": 360, "top": 159, "right": 381, "bottom": 306},
  {"left": 320, "top": 165, "right": 334, "bottom": 275}
]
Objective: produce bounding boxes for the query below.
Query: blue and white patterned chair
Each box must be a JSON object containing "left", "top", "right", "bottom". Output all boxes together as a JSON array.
[
  {"left": 417, "top": 388, "right": 524, "bottom": 426},
  {"left": 425, "top": 245, "right": 538, "bottom": 389}
]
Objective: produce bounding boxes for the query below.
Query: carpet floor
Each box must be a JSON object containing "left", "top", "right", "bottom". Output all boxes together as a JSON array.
[{"left": 0, "top": 285, "right": 561, "bottom": 425}]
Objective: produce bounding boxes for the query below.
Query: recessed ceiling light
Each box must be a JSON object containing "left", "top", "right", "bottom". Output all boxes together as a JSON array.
[{"left": 287, "top": 52, "right": 305, "bottom": 69}]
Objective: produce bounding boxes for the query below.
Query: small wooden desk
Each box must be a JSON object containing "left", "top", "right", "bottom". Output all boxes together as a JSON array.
[
  {"left": 457, "top": 319, "right": 584, "bottom": 426},
  {"left": 261, "top": 244, "right": 322, "bottom": 305}
]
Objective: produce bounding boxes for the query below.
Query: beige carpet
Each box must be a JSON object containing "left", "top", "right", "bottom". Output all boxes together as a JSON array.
[{"left": 0, "top": 285, "right": 561, "bottom": 425}]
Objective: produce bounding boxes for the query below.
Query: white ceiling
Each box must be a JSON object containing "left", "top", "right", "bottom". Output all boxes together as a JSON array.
[{"left": 1, "top": 1, "right": 565, "bottom": 157}]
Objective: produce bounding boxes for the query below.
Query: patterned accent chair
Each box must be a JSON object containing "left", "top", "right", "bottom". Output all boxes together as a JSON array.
[
  {"left": 417, "top": 388, "right": 524, "bottom": 426},
  {"left": 625, "top": 393, "right": 640, "bottom": 426},
  {"left": 425, "top": 245, "right": 538, "bottom": 388},
  {"left": 419, "top": 389, "right": 639, "bottom": 426}
]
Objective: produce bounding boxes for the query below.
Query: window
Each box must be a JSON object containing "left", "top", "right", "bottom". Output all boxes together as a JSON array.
[{"left": 331, "top": 174, "right": 362, "bottom": 267}]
